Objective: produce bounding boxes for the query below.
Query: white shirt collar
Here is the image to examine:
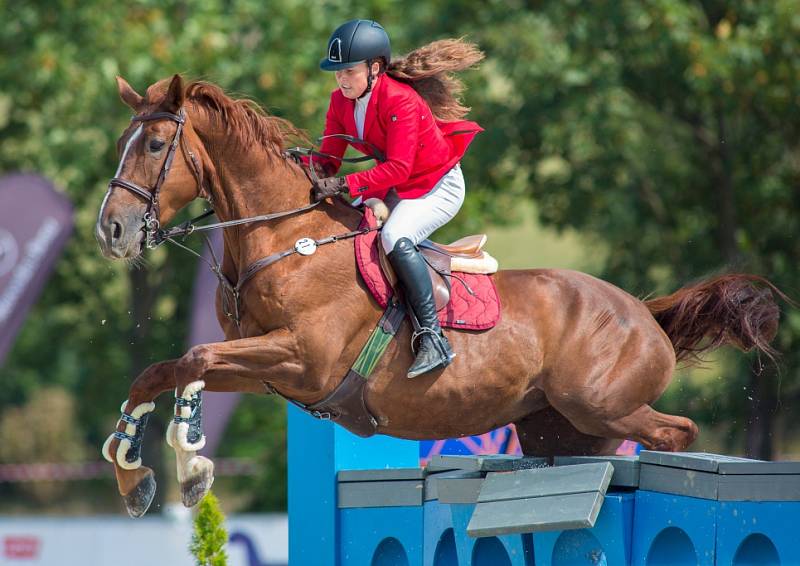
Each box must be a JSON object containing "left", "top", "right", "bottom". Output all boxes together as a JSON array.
[{"left": 355, "top": 90, "right": 372, "bottom": 108}]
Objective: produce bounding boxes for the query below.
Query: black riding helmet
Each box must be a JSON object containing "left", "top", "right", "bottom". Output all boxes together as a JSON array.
[{"left": 320, "top": 19, "right": 391, "bottom": 72}]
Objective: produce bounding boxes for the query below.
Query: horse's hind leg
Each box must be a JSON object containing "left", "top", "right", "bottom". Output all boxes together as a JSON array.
[
  {"left": 102, "top": 360, "right": 176, "bottom": 517},
  {"left": 543, "top": 331, "right": 699, "bottom": 452},
  {"left": 547, "top": 389, "right": 699, "bottom": 453},
  {"left": 605, "top": 405, "right": 699, "bottom": 452},
  {"left": 514, "top": 407, "right": 623, "bottom": 457}
]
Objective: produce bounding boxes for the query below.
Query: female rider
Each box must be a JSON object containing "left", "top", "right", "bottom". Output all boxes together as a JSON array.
[{"left": 312, "top": 19, "right": 483, "bottom": 379}]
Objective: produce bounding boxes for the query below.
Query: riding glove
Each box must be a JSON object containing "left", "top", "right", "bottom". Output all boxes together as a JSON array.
[{"left": 313, "top": 176, "right": 348, "bottom": 201}]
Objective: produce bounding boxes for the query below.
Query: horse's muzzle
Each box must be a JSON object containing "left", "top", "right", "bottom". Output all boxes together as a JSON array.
[{"left": 96, "top": 209, "right": 145, "bottom": 259}]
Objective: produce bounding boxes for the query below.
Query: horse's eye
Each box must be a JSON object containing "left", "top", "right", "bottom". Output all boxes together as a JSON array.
[{"left": 149, "top": 140, "right": 165, "bottom": 152}]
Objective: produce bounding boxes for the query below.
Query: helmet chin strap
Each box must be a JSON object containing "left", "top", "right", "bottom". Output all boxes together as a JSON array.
[{"left": 358, "top": 59, "right": 377, "bottom": 99}]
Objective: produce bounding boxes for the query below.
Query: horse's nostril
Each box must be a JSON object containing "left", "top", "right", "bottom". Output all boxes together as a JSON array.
[{"left": 112, "top": 221, "right": 122, "bottom": 240}]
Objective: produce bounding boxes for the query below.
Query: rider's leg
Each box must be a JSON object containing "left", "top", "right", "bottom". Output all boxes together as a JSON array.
[
  {"left": 381, "top": 164, "right": 465, "bottom": 378},
  {"left": 388, "top": 237, "right": 454, "bottom": 377},
  {"left": 379, "top": 163, "right": 466, "bottom": 254}
]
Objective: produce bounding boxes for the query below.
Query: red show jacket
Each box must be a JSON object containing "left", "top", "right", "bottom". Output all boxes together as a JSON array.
[{"left": 317, "top": 74, "right": 483, "bottom": 200}]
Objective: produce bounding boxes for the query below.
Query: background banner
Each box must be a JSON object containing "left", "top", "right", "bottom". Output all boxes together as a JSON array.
[{"left": 0, "top": 174, "right": 74, "bottom": 365}]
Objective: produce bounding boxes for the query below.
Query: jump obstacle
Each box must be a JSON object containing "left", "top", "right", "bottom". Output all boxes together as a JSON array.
[{"left": 287, "top": 406, "right": 800, "bottom": 565}]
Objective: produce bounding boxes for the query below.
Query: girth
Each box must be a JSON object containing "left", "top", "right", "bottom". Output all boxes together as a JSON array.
[{"left": 268, "top": 301, "right": 406, "bottom": 438}]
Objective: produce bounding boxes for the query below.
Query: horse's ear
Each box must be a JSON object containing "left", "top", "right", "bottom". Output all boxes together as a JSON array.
[
  {"left": 163, "top": 74, "right": 185, "bottom": 114},
  {"left": 116, "top": 76, "right": 143, "bottom": 111}
]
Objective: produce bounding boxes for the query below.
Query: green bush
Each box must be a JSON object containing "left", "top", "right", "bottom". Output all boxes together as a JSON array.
[{"left": 190, "top": 491, "right": 228, "bottom": 566}]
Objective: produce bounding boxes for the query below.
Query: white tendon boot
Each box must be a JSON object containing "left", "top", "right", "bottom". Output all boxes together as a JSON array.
[
  {"left": 101, "top": 400, "right": 155, "bottom": 470},
  {"left": 166, "top": 381, "right": 214, "bottom": 507}
]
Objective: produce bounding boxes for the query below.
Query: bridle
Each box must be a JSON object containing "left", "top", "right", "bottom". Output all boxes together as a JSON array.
[
  {"left": 108, "top": 109, "right": 206, "bottom": 249},
  {"left": 105, "top": 107, "right": 383, "bottom": 328}
]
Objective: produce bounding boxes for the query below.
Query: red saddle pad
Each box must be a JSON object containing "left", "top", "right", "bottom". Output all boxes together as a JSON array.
[{"left": 355, "top": 208, "right": 501, "bottom": 331}]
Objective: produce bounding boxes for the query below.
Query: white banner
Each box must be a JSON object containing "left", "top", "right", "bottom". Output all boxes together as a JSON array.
[{"left": 0, "top": 512, "right": 287, "bottom": 566}]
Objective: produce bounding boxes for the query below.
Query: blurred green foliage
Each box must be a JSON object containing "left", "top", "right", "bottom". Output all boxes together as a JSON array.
[
  {"left": 1, "top": 0, "right": 799, "bottom": 512},
  {"left": 190, "top": 491, "right": 228, "bottom": 566}
]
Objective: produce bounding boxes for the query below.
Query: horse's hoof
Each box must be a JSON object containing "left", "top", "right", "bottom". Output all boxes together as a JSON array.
[
  {"left": 181, "top": 456, "right": 214, "bottom": 508},
  {"left": 123, "top": 469, "right": 156, "bottom": 518}
]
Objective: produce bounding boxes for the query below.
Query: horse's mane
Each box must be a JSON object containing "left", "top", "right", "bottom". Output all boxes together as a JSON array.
[{"left": 148, "top": 78, "right": 308, "bottom": 155}]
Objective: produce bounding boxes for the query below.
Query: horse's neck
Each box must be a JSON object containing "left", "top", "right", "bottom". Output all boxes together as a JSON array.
[
  {"left": 194, "top": 130, "right": 312, "bottom": 272},
  {"left": 197, "top": 129, "right": 358, "bottom": 280},
  {"left": 219, "top": 174, "right": 314, "bottom": 280}
]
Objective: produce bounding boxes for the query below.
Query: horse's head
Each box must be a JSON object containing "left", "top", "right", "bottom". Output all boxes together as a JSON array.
[{"left": 96, "top": 74, "right": 203, "bottom": 259}]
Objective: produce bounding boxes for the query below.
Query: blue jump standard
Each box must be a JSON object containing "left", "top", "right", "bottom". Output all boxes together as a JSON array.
[{"left": 287, "top": 410, "right": 800, "bottom": 565}]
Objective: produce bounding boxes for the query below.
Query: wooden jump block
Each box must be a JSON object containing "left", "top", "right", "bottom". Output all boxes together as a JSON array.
[
  {"left": 466, "top": 462, "right": 614, "bottom": 537},
  {"left": 639, "top": 451, "right": 800, "bottom": 501},
  {"left": 426, "top": 454, "right": 548, "bottom": 472},
  {"left": 555, "top": 455, "right": 640, "bottom": 488}
]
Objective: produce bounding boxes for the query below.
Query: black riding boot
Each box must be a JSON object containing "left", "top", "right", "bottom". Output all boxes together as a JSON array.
[{"left": 388, "top": 238, "right": 455, "bottom": 378}]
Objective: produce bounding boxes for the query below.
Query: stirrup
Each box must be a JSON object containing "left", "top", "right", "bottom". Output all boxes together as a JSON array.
[
  {"left": 411, "top": 327, "right": 440, "bottom": 354},
  {"left": 408, "top": 327, "right": 455, "bottom": 378},
  {"left": 411, "top": 327, "right": 455, "bottom": 360}
]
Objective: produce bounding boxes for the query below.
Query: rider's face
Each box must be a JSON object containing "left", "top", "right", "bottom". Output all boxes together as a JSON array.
[{"left": 334, "top": 62, "right": 379, "bottom": 99}]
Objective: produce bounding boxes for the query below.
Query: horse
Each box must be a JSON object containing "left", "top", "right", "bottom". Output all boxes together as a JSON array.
[{"left": 95, "top": 74, "right": 781, "bottom": 517}]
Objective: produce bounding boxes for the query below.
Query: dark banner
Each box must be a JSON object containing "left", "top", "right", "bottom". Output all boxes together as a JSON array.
[{"left": 0, "top": 174, "right": 74, "bottom": 365}]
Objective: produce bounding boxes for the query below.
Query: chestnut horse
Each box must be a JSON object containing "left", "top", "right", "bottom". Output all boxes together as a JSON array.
[{"left": 96, "top": 75, "right": 780, "bottom": 517}]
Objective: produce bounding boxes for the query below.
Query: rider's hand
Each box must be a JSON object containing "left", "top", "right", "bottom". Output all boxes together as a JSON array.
[{"left": 313, "top": 176, "right": 348, "bottom": 201}]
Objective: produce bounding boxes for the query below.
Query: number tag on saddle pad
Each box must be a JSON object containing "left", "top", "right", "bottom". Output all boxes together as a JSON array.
[{"left": 295, "top": 237, "right": 317, "bottom": 256}]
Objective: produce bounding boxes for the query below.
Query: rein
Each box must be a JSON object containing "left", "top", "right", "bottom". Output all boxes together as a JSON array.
[
  {"left": 107, "top": 108, "right": 382, "bottom": 328},
  {"left": 166, "top": 219, "right": 380, "bottom": 327}
]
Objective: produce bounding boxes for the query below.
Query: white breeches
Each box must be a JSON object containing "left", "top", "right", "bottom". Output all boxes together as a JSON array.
[{"left": 380, "top": 163, "right": 466, "bottom": 254}]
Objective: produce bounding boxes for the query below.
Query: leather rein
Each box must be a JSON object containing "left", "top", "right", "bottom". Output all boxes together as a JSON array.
[{"left": 106, "top": 108, "right": 381, "bottom": 328}]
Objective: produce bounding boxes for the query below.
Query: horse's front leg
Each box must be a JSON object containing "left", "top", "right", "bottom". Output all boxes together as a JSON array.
[
  {"left": 101, "top": 360, "right": 176, "bottom": 517},
  {"left": 167, "top": 330, "right": 305, "bottom": 508}
]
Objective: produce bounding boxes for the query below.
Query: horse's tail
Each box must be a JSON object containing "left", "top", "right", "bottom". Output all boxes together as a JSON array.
[{"left": 644, "top": 274, "right": 786, "bottom": 364}]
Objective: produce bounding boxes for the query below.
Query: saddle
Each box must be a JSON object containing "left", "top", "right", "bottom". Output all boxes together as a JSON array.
[
  {"left": 301, "top": 201, "right": 502, "bottom": 439},
  {"left": 356, "top": 200, "right": 501, "bottom": 331},
  {"left": 367, "top": 199, "right": 498, "bottom": 312}
]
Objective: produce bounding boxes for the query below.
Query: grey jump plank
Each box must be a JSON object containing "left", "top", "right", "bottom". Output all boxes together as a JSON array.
[
  {"left": 424, "top": 470, "right": 483, "bottom": 502},
  {"left": 477, "top": 462, "right": 613, "bottom": 503},
  {"left": 641, "top": 462, "right": 800, "bottom": 501},
  {"left": 338, "top": 467, "right": 425, "bottom": 482},
  {"left": 436, "top": 475, "right": 486, "bottom": 504},
  {"left": 555, "top": 456, "right": 640, "bottom": 488},
  {"left": 426, "top": 454, "right": 548, "bottom": 472},
  {"left": 467, "top": 491, "right": 605, "bottom": 537},
  {"left": 717, "top": 461, "right": 800, "bottom": 475},
  {"left": 639, "top": 464, "right": 718, "bottom": 500},
  {"left": 639, "top": 451, "right": 760, "bottom": 472},
  {"left": 718, "top": 475, "right": 800, "bottom": 501},
  {"left": 337, "top": 479, "right": 424, "bottom": 508}
]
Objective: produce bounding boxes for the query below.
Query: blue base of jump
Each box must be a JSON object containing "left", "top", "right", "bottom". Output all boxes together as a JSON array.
[
  {"left": 340, "top": 506, "right": 423, "bottom": 566},
  {"left": 533, "top": 491, "right": 634, "bottom": 566},
  {"left": 337, "top": 490, "right": 800, "bottom": 565},
  {"left": 448, "top": 503, "right": 530, "bottom": 565},
  {"left": 287, "top": 409, "right": 800, "bottom": 565}
]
